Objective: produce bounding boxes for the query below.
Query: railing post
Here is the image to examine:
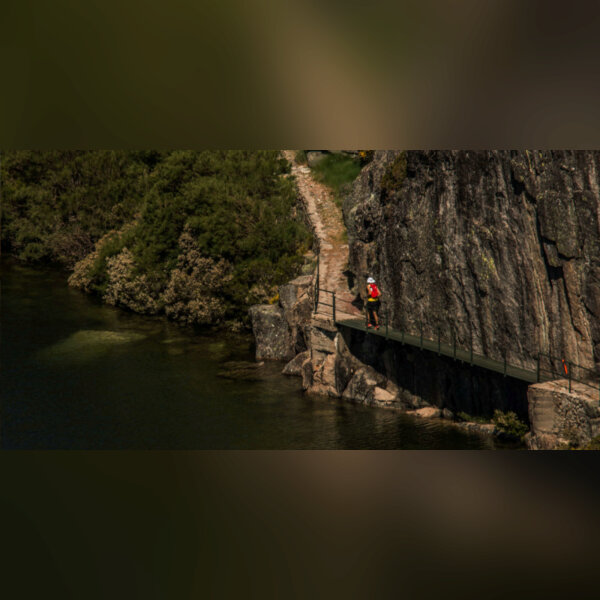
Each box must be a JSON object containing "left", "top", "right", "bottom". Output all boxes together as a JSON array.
[
  {"left": 315, "top": 256, "right": 320, "bottom": 312},
  {"left": 453, "top": 331, "right": 456, "bottom": 361},
  {"left": 332, "top": 292, "right": 336, "bottom": 323},
  {"left": 470, "top": 338, "right": 473, "bottom": 366},
  {"left": 438, "top": 328, "right": 441, "bottom": 356},
  {"left": 420, "top": 323, "right": 423, "bottom": 350},
  {"left": 503, "top": 354, "right": 507, "bottom": 377},
  {"left": 568, "top": 361, "right": 571, "bottom": 393}
]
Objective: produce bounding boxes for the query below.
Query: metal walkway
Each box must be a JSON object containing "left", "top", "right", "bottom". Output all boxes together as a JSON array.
[
  {"left": 336, "top": 317, "right": 538, "bottom": 383},
  {"left": 315, "top": 286, "right": 600, "bottom": 396}
]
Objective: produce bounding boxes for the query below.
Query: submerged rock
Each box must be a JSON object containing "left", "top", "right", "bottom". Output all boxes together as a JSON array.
[
  {"left": 39, "top": 329, "right": 145, "bottom": 362},
  {"left": 217, "top": 360, "right": 267, "bottom": 381}
]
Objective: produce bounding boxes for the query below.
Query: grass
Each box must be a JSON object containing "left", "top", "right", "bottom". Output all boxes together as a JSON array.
[
  {"left": 295, "top": 150, "right": 308, "bottom": 165},
  {"left": 310, "top": 153, "right": 362, "bottom": 205},
  {"left": 457, "top": 411, "right": 491, "bottom": 425},
  {"left": 581, "top": 435, "right": 600, "bottom": 450}
]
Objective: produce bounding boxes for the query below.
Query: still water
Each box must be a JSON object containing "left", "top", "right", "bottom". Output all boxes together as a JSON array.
[{"left": 1, "top": 258, "right": 498, "bottom": 449}]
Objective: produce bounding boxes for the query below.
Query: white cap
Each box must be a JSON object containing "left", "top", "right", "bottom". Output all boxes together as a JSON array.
[{"left": 367, "top": 277, "right": 375, "bottom": 284}]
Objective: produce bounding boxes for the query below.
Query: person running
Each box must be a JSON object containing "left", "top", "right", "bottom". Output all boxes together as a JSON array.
[{"left": 366, "top": 277, "right": 381, "bottom": 329}]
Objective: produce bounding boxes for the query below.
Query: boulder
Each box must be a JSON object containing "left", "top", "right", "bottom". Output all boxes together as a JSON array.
[
  {"left": 248, "top": 304, "right": 294, "bottom": 361},
  {"left": 414, "top": 406, "right": 442, "bottom": 419},
  {"left": 282, "top": 350, "right": 310, "bottom": 376},
  {"left": 309, "top": 324, "right": 337, "bottom": 354},
  {"left": 372, "top": 386, "right": 398, "bottom": 407},
  {"left": 342, "top": 366, "right": 387, "bottom": 405},
  {"left": 441, "top": 408, "right": 455, "bottom": 420},
  {"left": 279, "top": 275, "right": 312, "bottom": 313}
]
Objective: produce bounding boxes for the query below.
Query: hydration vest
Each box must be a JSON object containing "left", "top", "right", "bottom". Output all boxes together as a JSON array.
[{"left": 368, "top": 284, "right": 380, "bottom": 300}]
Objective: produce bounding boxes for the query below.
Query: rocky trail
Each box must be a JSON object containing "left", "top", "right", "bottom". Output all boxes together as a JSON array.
[{"left": 282, "top": 150, "right": 361, "bottom": 321}]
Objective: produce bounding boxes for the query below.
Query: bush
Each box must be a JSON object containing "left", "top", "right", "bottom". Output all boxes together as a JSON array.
[
  {"left": 492, "top": 410, "right": 528, "bottom": 440},
  {"left": 1, "top": 151, "right": 149, "bottom": 266},
  {"left": 457, "top": 411, "right": 491, "bottom": 425},
  {"left": 8, "top": 150, "right": 312, "bottom": 326},
  {"left": 582, "top": 436, "right": 600, "bottom": 450},
  {"left": 310, "top": 153, "right": 362, "bottom": 204}
]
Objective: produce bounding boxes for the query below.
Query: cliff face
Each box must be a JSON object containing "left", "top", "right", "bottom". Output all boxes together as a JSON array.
[{"left": 344, "top": 150, "right": 600, "bottom": 373}]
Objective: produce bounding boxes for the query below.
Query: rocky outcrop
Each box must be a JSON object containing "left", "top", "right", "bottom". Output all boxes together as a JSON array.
[
  {"left": 249, "top": 275, "right": 313, "bottom": 361},
  {"left": 298, "top": 319, "right": 404, "bottom": 409},
  {"left": 282, "top": 350, "right": 310, "bottom": 376},
  {"left": 248, "top": 304, "right": 294, "bottom": 361},
  {"left": 344, "top": 151, "right": 600, "bottom": 373},
  {"left": 527, "top": 380, "right": 600, "bottom": 449}
]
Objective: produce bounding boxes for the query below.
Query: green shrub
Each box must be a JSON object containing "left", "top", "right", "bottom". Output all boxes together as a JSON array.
[
  {"left": 457, "top": 411, "right": 491, "bottom": 425},
  {"left": 381, "top": 151, "right": 407, "bottom": 197},
  {"left": 582, "top": 436, "right": 600, "bottom": 450},
  {"left": 492, "top": 410, "right": 528, "bottom": 440},
  {"left": 295, "top": 150, "right": 308, "bottom": 165},
  {"left": 4, "top": 150, "right": 312, "bottom": 325},
  {"left": 311, "top": 153, "right": 362, "bottom": 204}
]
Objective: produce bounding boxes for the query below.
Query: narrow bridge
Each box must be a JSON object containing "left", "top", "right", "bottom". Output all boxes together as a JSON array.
[{"left": 315, "top": 287, "right": 600, "bottom": 399}]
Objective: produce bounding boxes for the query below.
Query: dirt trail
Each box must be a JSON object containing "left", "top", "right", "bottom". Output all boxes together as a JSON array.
[{"left": 283, "top": 150, "right": 361, "bottom": 320}]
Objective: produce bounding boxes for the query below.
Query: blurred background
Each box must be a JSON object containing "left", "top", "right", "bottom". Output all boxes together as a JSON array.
[
  {"left": 3, "top": 0, "right": 600, "bottom": 147},
  {"left": 2, "top": 453, "right": 600, "bottom": 598},
  {"left": 3, "top": 1, "right": 600, "bottom": 596}
]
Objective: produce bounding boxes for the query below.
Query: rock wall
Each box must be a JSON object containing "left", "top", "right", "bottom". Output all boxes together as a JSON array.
[
  {"left": 344, "top": 150, "right": 600, "bottom": 373},
  {"left": 249, "top": 275, "right": 313, "bottom": 361},
  {"left": 527, "top": 380, "right": 600, "bottom": 449}
]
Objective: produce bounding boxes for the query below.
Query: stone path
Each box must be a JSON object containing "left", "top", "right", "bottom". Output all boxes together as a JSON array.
[{"left": 282, "top": 150, "right": 361, "bottom": 321}]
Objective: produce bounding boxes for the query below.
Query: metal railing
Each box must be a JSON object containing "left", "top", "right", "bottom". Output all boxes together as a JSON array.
[
  {"left": 315, "top": 286, "right": 394, "bottom": 330},
  {"left": 537, "top": 353, "right": 600, "bottom": 401},
  {"left": 313, "top": 283, "right": 600, "bottom": 399}
]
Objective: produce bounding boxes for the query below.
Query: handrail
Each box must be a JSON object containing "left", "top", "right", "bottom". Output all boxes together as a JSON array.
[{"left": 313, "top": 282, "right": 600, "bottom": 400}]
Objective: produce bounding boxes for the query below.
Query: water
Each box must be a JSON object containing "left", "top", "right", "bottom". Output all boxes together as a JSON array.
[{"left": 1, "top": 258, "right": 498, "bottom": 449}]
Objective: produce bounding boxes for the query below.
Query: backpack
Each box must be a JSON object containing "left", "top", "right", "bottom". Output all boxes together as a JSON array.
[{"left": 369, "top": 284, "right": 380, "bottom": 299}]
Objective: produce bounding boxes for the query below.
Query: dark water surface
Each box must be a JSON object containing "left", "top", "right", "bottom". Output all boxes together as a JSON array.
[{"left": 1, "top": 258, "right": 498, "bottom": 449}]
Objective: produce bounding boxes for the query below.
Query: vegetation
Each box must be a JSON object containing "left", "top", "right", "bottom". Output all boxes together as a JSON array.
[
  {"left": 358, "top": 150, "right": 375, "bottom": 166},
  {"left": 457, "top": 411, "right": 491, "bottom": 425},
  {"left": 581, "top": 435, "right": 600, "bottom": 450},
  {"left": 492, "top": 410, "right": 529, "bottom": 440},
  {"left": 1, "top": 150, "right": 154, "bottom": 265},
  {"left": 381, "top": 151, "right": 407, "bottom": 198},
  {"left": 310, "top": 153, "right": 362, "bottom": 204},
  {"left": 2, "top": 151, "right": 312, "bottom": 326},
  {"left": 295, "top": 150, "right": 308, "bottom": 165}
]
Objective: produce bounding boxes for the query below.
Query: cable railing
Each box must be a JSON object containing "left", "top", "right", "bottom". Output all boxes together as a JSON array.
[
  {"left": 313, "top": 283, "right": 600, "bottom": 398},
  {"left": 537, "top": 353, "right": 600, "bottom": 401}
]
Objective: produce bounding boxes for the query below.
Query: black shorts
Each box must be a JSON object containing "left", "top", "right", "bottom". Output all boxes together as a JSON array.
[{"left": 367, "top": 299, "right": 380, "bottom": 316}]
